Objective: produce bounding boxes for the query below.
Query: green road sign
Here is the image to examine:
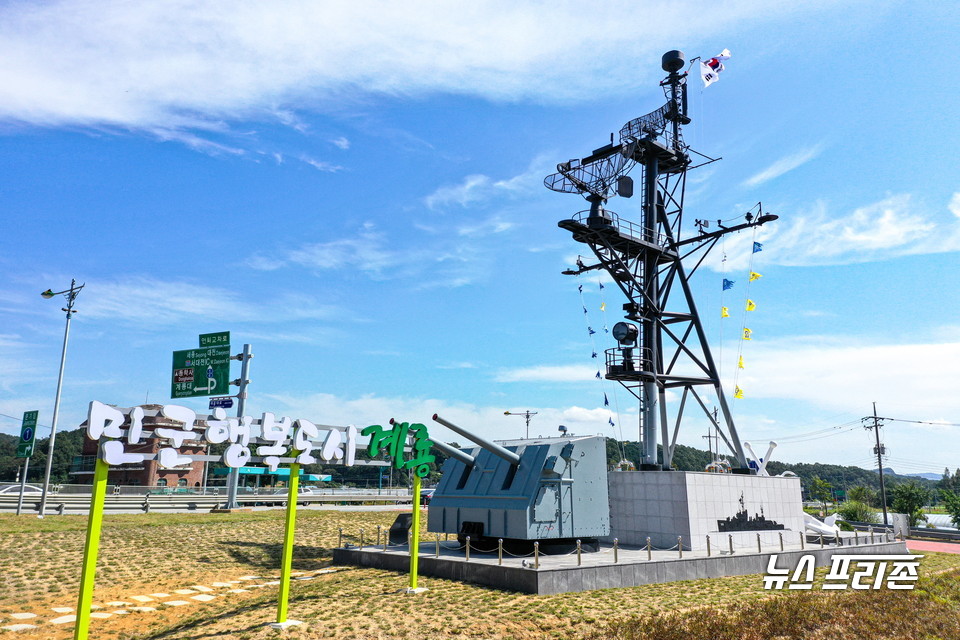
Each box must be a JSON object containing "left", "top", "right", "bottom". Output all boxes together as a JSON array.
[
  {"left": 199, "top": 331, "right": 230, "bottom": 348},
  {"left": 171, "top": 346, "right": 231, "bottom": 398},
  {"left": 16, "top": 410, "right": 38, "bottom": 458}
]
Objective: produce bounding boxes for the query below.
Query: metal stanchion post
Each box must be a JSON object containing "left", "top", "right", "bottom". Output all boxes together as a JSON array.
[
  {"left": 498, "top": 539, "right": 503, "bottom": 565},
  {"left": 465, "top": 536, "right": 471, "bottom": 562},
  {"left": 435, "top": 533, "right": 440, "bottom": 557},
  {"left": 854, "top": 530, "right": 859, "bottom": 545},
  {"left": 779, "top": 532, "right": 784, "bottom": 552},
  {"left": 728, "top": 534, "right": 734, "bottom": 555},
  {"left": 678, "top": 536, "right": 682, "bottom": 559},
  {"left": 376, "top": 525, "right": 382, "bottom": 548},
  {"left": 613, "top": 538, "right": 619, "bottom": 563},
  {"left": 338, "top": 528, "right": 343, "bottom": 548},
  {"left": 577, "top": 539, "right": 582, "bottom": 566},
  {"left": 534, "top": 541, "right": 540, "bottom": 569},
  {"left": 360, "top": 528, "right": 364, "bottom": 551},
  {"left": 706, "top": 535, "right": 711, "bottom": 557},
  {"left": 646, "top": 537, "right": 652, "bottom": 561},
  {"left": 819, "top": 534, "right": 824, "bottom": 549},
  {"left": 756, "top": 533, "right": 761, "bottom": 553}
]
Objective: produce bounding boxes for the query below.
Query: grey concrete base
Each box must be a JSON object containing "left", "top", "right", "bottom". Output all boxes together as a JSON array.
[
  {"left": 334, "top": 538, "right": 908, "bottom": 595},
  {"left": 268, "top": 620, "right": 303, "bottom": 630}
]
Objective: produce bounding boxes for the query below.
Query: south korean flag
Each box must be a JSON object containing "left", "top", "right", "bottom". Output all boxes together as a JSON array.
[{"left": 700, "top": 49, "right": 731, "bottom": 88}]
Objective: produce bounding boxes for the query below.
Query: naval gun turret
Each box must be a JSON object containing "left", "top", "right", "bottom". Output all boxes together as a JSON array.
[{"left": 428, "top": 414, "right": 610, "bottom": 550}]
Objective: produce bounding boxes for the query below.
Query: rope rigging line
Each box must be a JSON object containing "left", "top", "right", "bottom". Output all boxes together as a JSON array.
[{"left": 575, "top": 272, "right": 626, "bottom": 458}]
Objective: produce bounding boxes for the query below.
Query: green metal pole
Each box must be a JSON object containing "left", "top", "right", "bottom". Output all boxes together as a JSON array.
[
  {"left": 74, "top": 457, "right": 109, "bottom": 640},
  {"left": 276, "top": 462, "right": 300, "bottom": 624},
  {"left": 410, "top": 474, "right": 421, "bottom": 590}
]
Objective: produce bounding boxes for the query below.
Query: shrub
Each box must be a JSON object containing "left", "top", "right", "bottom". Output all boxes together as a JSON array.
[{"left": 836, "top": 500, "right": 878, "bottom": 524}]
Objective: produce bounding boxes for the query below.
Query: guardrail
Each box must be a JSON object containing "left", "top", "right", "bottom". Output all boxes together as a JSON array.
[{"left": 0, "top": 491, "right": 415, "bottom": 515}]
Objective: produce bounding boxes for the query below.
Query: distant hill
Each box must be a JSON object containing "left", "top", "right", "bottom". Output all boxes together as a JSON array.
[{"left": 900, "top": 472, "right": 942, "bottom": 481}]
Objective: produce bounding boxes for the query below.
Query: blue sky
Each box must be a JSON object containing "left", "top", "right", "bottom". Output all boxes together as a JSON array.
[{"left": 1, "top": 1, "right": 958, "bottom": 475}]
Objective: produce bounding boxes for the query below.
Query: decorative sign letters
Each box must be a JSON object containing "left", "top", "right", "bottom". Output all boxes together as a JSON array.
[{"left": 86, "top": 401, "right": 357, "bottom": 471}]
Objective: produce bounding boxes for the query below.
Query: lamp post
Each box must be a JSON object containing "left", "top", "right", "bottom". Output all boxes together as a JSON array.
[
  {"left": 38, "top": 279, "right": 84, "bottom": 518},
  {"left": 504, "top": 410, "right": 538, "bottom": 439}
]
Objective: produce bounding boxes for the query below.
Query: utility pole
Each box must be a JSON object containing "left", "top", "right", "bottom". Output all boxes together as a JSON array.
[
  {"left": 38, "top": 280, "right": 84, "bottom": 518},
  {"left": 864, "top": 402, "right": 889, "bottom": 526}
]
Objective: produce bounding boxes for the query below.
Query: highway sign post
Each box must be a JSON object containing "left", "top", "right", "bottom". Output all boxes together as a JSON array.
[
  {"left": 16, "top": 410, "right": 38, "bottom": 515},
  {"left": 16, "top": 410, "right": 38, "bottom": 458},
  {"left": 171, "top": 346, "right": 231, "bottom": 398}
]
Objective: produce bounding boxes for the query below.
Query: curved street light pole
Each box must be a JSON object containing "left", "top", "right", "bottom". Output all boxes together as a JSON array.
[{"left": 38, "top": 279, "right": 83, "bottom": 518}]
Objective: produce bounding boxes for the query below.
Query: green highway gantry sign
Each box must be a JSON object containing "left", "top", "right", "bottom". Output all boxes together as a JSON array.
[
  {"left": 16, "top": 410, "right": 38, "bottom": 458},
  {"left": 199, "top": 331, "right": 230, "bottom": 348},
  {"left": 171, "top": 346, "right": 231, "bottom": 398}
]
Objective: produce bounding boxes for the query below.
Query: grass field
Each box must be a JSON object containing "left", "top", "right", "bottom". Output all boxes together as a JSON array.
[{"left": 0, "top": 509, "right": 958, "bottom": 639}]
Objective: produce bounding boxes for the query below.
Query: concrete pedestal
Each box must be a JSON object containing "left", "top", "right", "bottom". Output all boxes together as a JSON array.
[{"left": 607, "top": 471, "right": 804, "bottom": 551}]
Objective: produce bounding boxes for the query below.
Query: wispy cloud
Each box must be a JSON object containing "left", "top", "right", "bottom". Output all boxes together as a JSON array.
[
  {"left": 331, "top": 137, "right": 350, "bottom": 150},
  {"left": 708, "top": 193, "right": 960, "bottom": 270},
  {"left": 77, "top": 276, "right": 338, "bottom": 325},
  {"left": 424, "top": 156, "right": 550, "bottom": 211},
  {"left": 495, "top": 364, "right": 598, "bottom": 383},
  {"left": 299, "top": 155, "right": 343, "bottom": 172},
  {"left": 0, "top": 2, "right": 834, "bottom": 137},
  {"left": 742, "top": 144, "right": 824, "bottom": 188}
]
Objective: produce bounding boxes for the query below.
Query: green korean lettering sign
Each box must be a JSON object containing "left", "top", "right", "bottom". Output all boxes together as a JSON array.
[
  {"left": 16, "top": 410, "right": 38, "bottom": 458},
  {"left": 171, "top": 346, "right": 231, "bottom": 398},
  {"left": 199, "top": 331, "right": 230, "bottom": 348}
]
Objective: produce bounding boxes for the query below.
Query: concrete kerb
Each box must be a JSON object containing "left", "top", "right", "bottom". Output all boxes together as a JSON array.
[{"left": 333, "top": 537, "right": 909, "bottom": 595}]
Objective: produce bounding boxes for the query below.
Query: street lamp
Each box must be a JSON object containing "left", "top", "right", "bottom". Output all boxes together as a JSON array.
[
  {"left": 504, "top": 410, "right": 538, "bottom": 439},
  {"left": 38, "top": 279, "right": 84, "bottom": 518}
]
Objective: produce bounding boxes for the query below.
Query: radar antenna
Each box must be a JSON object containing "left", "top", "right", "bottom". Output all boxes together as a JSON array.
[{"left": 548, "top": 50, "right": 779, "bottom": 472}]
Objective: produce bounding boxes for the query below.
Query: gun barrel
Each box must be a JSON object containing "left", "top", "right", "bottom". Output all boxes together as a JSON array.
[
  {"left": 432, "top": 413, "right": 521, "bottom": 466},
  {"left": 431, "top": 439, "right": 477, "bottom": 468}
]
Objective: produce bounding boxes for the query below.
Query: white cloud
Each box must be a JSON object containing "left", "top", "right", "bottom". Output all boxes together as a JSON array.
[
  {"left": 741, "top": 144, "right": 824, "bottom": 188},
  {"left": 286, "top": 230, "right": 407, "bottom": 277},
  {"left": 709, "top": 194, "right": 960, "bottom": 270},
  {"left": 727, "top": 335, "right": 960, "bottom": 417},
  {"left": 77, "top": 276, "right": 338, "bottom": 325},
  {"left": 495, "top": 364, "right": 598, "bottom": 383},
  {"left": 264, "top": 392, "right": 627, "bottom": 442},
  {"left": 0, "top": 2, "right": 835, "bottom": 135},
  {"left": 424, "top": 156, "right": 550, "bottom": 211},
  {"left": 299, "top": 155, "right": 343, "bottom": 172},
  {"left": 331, "top": 136, "right": 350, "bottom": 150}
]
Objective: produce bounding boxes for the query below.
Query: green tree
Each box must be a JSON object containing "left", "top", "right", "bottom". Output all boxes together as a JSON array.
[
  {"left": 847, "top": 485, "right": 878, "bottom": 507},
  {"left": 940, "top": 489, "right": 960, "bottom": 529},
  {"left": 891, "top": 480, "right": 930, "bottom": 527},
  {"left": 836, "top": 500, "right": 878, "bottom": 524},
  {"left": 808, "top": 476, "right": 833, "bottom": 514}
]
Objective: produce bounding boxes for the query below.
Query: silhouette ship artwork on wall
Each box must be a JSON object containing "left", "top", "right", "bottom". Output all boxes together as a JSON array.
[{"left": 717, "top": 493, "right": 785, "bottom": 532}]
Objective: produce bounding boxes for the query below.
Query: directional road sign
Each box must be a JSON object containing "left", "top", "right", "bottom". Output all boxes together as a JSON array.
[
  {"left": 199, "top": 331, "right": 230, "bottom": 348},
  {"left": 16, "top": 410, "right": 38, "bottom": 458},
  {"left": 171, "top": 346, "right": 231, "bottom": 398}
]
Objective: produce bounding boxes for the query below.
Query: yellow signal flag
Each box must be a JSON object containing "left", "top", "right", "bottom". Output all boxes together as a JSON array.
[
  {"left": 600, "top": 302, "right": 606, "bottom": 312},
  {"left": 721, "top": 306, "right": 730, "bottom": 318},
  {"left": 749, "top": 271, "right": 763, "bottom": 281},
  {"left": 738, "top": 356, "right": 745, "bottom": 369},
  {"left": 734, "top": 385, "right": 744, "bottom": 399},
  {"left": 743, "top": 327, "right": 752, "bottom": 340},
  {"left": 746, "top": 299, "right": 756, "bottom": 311}
]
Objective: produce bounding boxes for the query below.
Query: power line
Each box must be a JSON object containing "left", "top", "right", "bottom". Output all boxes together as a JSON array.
[{"left": 880, "top": 417, "right": 960, "bottom": 428}]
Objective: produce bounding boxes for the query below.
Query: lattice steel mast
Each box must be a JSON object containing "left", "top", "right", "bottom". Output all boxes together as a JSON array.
[{"left": 546, "top": 50, "right": 778, "bottom": 472}]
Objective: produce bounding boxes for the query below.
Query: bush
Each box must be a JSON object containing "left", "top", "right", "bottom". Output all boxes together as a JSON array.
[{"left": 836, "top": 500, "right": 878, "bottom": 524}]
